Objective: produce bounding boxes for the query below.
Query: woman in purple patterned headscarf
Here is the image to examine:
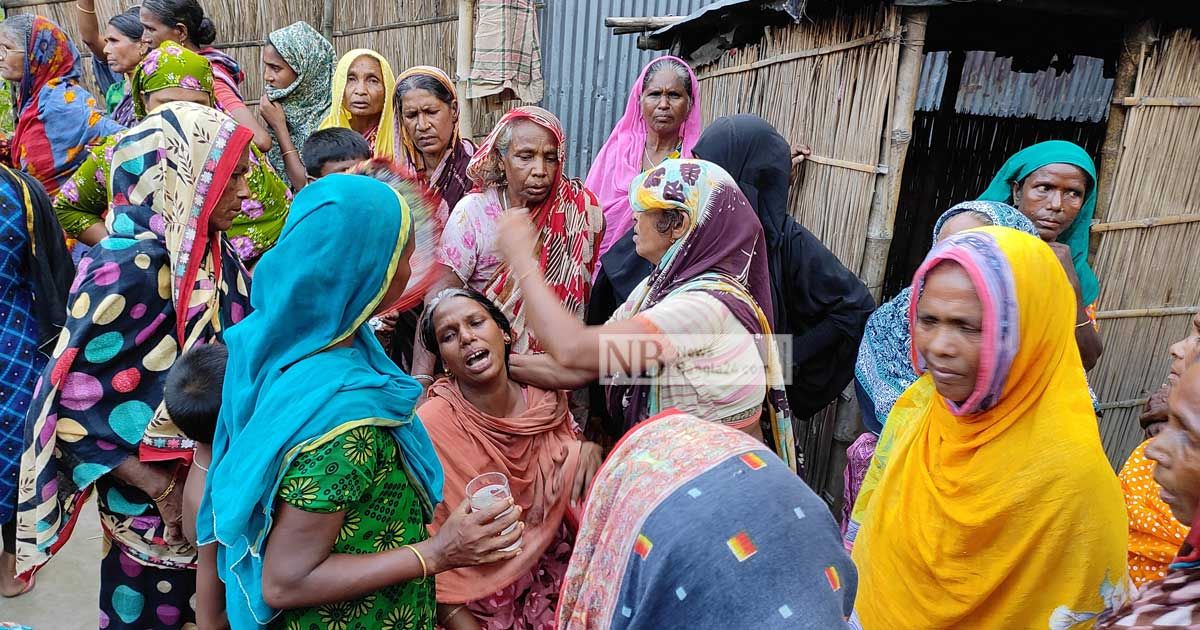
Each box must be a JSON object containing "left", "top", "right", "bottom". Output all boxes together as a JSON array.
[{"left": 495, "top": 159, "right": 797, "bottom": 471}]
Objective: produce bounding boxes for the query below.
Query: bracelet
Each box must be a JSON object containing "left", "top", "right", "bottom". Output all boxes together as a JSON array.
[
  {"left": 404, "top": 544, "right": 428, "bottom": 581},
  {"left": 442, "top": 606, "right": 467, "bottom": 623},
  {"left": 282, "top": 149, "right": 299, "bottom": 158},
  {"left": 414, "top": 374, "right": 435, "bottom": 385},
  {"left": 76, "top": 3, "right": 96, "bottom": 13},
  {"left": 1075, "top": 319, "right": 1093, "bottom": 329},
  {"left": 152, "top": 475, "right": 177, "bottom": 503}
]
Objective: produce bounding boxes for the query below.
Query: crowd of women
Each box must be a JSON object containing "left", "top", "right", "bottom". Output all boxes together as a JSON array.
[{"left": 1, "top": 2, "right": 1199, "bottom": 629}]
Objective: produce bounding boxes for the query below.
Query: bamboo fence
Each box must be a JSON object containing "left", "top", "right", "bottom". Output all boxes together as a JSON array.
[
  {"left": 2, "top": 0, "right": 518, "bottom": 138},
  {"left": 1091, "top": 27, "right": 1200, "bottom": 466},
  {"left": 693, "top": 2, "right": 901, "bottom": 274}
]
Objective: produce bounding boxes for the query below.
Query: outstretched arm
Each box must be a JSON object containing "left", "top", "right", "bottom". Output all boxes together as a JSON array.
[{"left": 496, "top": 209, "right": 661, "bottom": 375}]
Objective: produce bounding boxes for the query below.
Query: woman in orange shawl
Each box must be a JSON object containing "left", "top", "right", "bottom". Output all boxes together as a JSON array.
[
  {"left": 418, "top": 288, "right": 604, "bottom": 629},
  {"left": 850, "top": 226, "right": 1128, "bottom": 628}
]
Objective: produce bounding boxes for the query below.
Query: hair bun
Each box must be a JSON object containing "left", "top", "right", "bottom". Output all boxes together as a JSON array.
[{"left": 194, "top": 16, "right": 217, "bottom": 45}]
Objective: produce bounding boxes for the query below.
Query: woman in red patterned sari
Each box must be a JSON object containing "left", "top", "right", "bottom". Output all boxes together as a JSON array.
[{"left": 411, "top": 106, "right": 603, "bottom": 382}]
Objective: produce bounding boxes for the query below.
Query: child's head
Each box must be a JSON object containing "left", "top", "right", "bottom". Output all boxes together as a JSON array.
[
  {"left": 302, "top": 128, "right": 372, "bottom": 179},
  {"left": 164, "top": 343, "right": 227, "bottom": 444}
]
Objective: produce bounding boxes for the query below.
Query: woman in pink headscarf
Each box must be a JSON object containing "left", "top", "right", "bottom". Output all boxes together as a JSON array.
[
  {"left": 588, "top": 57, "right": 702, "bottom": 261},
  {"left": 583, "top": 57, "right": 702, "bottom": 430}
]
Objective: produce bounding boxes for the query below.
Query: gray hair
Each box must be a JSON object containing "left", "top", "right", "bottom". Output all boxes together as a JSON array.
[
  {"left": 642, "top": 57, "right": 693, "bottom": 100},
  {"left": 0, "top": 14, "right": 35, "bottom": 50},
  {"left": 477, "top": 120, "right": 529, "bottom": 188}
]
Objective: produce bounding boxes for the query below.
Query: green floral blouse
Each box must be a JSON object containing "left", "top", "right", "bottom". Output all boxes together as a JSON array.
[
  {"left": 53, "top": 134, "right": 291, "bottom": 261},
  {"left": 271, "top": 425, "right": 436, "bottom": 630}
]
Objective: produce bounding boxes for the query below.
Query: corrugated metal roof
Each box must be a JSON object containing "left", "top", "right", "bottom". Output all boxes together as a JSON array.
[
  {"left": 915, "top": 50, "right": 1114, "bottom": 122},
  {"left": 539, "top": 0, "right": 713, "bottom": 178}
]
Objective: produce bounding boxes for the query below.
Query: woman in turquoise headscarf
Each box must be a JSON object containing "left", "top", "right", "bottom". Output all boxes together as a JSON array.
[
  {"left": 978, "top": 140, "right": 1104, "bottom": 369},
  {"left": 198, "top": 173, "right": 524, "bottom": 628}
]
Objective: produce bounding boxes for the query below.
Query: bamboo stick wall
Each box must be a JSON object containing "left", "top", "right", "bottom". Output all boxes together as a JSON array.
[
  {"left": 1091, "top": 27, "right": 1200, "bottom": 467},
  {"left": 692, "top": 2, "right": 901, "bottom": 274},
  {"left": 2, "top": 0, "right": 515, "bottom": 137}
]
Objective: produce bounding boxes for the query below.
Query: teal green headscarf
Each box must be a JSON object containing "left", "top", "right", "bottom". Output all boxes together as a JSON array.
[
  {"left": 197, "top": 174, "right": 444, "bottom": 627},
  {"left": 978, "top": 140, "right": 1100, "bottom": 305}
]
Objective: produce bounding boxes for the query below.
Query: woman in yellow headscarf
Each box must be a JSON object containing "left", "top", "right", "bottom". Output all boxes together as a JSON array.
[
  {"left": 318, "top": 49, "right": 397, "bottom": 159},
  {"left": 850, "top": 226, "right": 1128, "bottom": 629}
]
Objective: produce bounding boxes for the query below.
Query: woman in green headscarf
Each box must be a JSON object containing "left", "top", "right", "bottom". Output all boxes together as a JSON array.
[
  {"left": 978, "top": 140, "right": 1104, "bottom": 369},
  {"left": 258, "top": 21, "right": 335, "bottom": 190},
  {"left": 53, "top": 41, "right": 291, "bottom": 262}
]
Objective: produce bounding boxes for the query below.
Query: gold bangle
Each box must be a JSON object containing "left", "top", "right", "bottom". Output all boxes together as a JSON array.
[
  {"left": 152, "top": 475, "right": 177, "bottom": 503},
  {"left": 404, "top": 544, "right": 428, "bottom": 581},
  {"left": 76, "top": 3, "right": 96, "bottom": 13},
  {"left": 282, "top": 149, "right": 299, "bottom": 158}
]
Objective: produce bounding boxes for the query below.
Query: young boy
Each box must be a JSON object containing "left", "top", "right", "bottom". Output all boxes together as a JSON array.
[
  {"left": 301, "top": 128, "right": 372, "bottom": 180},
  {"left": 163, "top": 343, "right": 230, "bottom": 630}
]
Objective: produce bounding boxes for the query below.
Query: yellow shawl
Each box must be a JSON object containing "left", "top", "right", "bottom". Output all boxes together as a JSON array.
[
  {"left": 318, "top": 49, "right": 397, "bottom": 159},
  {"left": 850, "top": 227, "right": 1128, "bottom": 629}
]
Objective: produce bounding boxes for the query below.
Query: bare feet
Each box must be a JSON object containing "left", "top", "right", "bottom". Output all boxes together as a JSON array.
[{"left": 0, "top": 550, "right": 33, "bottom": 597}]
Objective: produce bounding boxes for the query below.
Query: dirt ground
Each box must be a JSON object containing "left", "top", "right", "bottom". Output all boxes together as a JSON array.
[{"left": 1, "top": 499, "right": 101, "bottom": 629}]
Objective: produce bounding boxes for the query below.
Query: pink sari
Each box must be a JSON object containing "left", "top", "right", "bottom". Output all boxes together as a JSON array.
[{"left": 586, "top": 56, "right": 702, "bottom": 258}]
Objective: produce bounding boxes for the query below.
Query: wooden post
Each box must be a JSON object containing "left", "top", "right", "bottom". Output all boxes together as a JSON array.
[
  {"left": 1094, "top": 19, "right": 1155, "bottom": 222},
  {"left": 320, "top": 0, "right": 335, "bottom": 41},
  {"left": 456, "top": 0, "right": 476, "bottom": 139},
  {"left": 859, "top": 6, "right": 928, "bottom": 301}
]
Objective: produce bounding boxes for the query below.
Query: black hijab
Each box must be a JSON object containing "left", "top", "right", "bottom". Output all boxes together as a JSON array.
[{"left": 693, "top": 115, "right": 874, "bottom": 419}]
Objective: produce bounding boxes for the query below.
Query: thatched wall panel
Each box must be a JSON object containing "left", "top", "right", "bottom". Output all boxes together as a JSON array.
[
  {"left": 1091, "top": 28, "right": 1200, "bottom": 465},
  {"left": 693, "top": 3, "right": 900, "bottom": 274}
]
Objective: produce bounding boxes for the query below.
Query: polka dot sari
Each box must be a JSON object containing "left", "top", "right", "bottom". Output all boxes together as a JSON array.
[{"left": 14, "top": 104, "right": 253, "bottom": 597}]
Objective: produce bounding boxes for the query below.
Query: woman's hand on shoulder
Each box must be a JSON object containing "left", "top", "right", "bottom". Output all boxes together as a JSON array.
[
  {"left": 426, "top": 498, "right": 524, "bottom": 572},
  {"left": 572, "top": 442, "right": 605, "bottom": 504}
]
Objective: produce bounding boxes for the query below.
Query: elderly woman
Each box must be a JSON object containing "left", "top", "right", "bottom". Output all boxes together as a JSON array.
[
  {"left": 54, "top": 42, "right": 291, "bottom": 261},
  {"left": 200, "top": 174, "right": 518, "bottom": 628},
  {"left": 15, "top": 103, "right": 254, "bottom": 628},
  {"left": 498, "top": 159, "right": 798, "bottom": 470},
  {"left": 979, "top": 140, "right": 1103, "bottom": 369},
  {"left": 397, "top": 66, "right": 476, "bottom": 221},
  {"left": 557, "top": 410, "right": 857, "bottom": 629},
  {"left": 418, "top": 288, "right": 604, "bottom": 629},
  {"left": 1098, "top": 362, "right": 1200, "bottom": 627},
  {"left": 74, "top": 2, "right": 145, "bottom": 125},
  {"left": 139, "top": 0, "right": 272, "bottom": 152},
  {"left": 0, "top": 15, "right": 123, "bottom": 197},
  {"left": 0, "top": 164, "right": 72, "bottom": 598},
  {"left": 411, "top": 106, "right": 604, "bottom": 381},
  {"left": 590, "top": 56, "right": 701, "bottom": 259},
  {"left": 1117, "top": 310, "right": 1200, "bottom": 587},
  {"left": 850, "top": 227, "right": 1127, "bottom": 627},
  {"left": 258, "top": 21, "right": 335, "bottom": 190},
  {"left": 319, "top": 49, "right": 397, "bottom": 160}
]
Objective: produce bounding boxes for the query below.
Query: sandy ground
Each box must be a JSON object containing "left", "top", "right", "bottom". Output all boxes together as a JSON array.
[{"left": 1, "top": 499, "right": 101, "bottom": 629}]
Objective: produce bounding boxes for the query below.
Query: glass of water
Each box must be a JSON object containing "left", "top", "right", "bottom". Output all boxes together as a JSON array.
[{"left": 466, "top": 472, "right": 522, "bottom": 552}]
